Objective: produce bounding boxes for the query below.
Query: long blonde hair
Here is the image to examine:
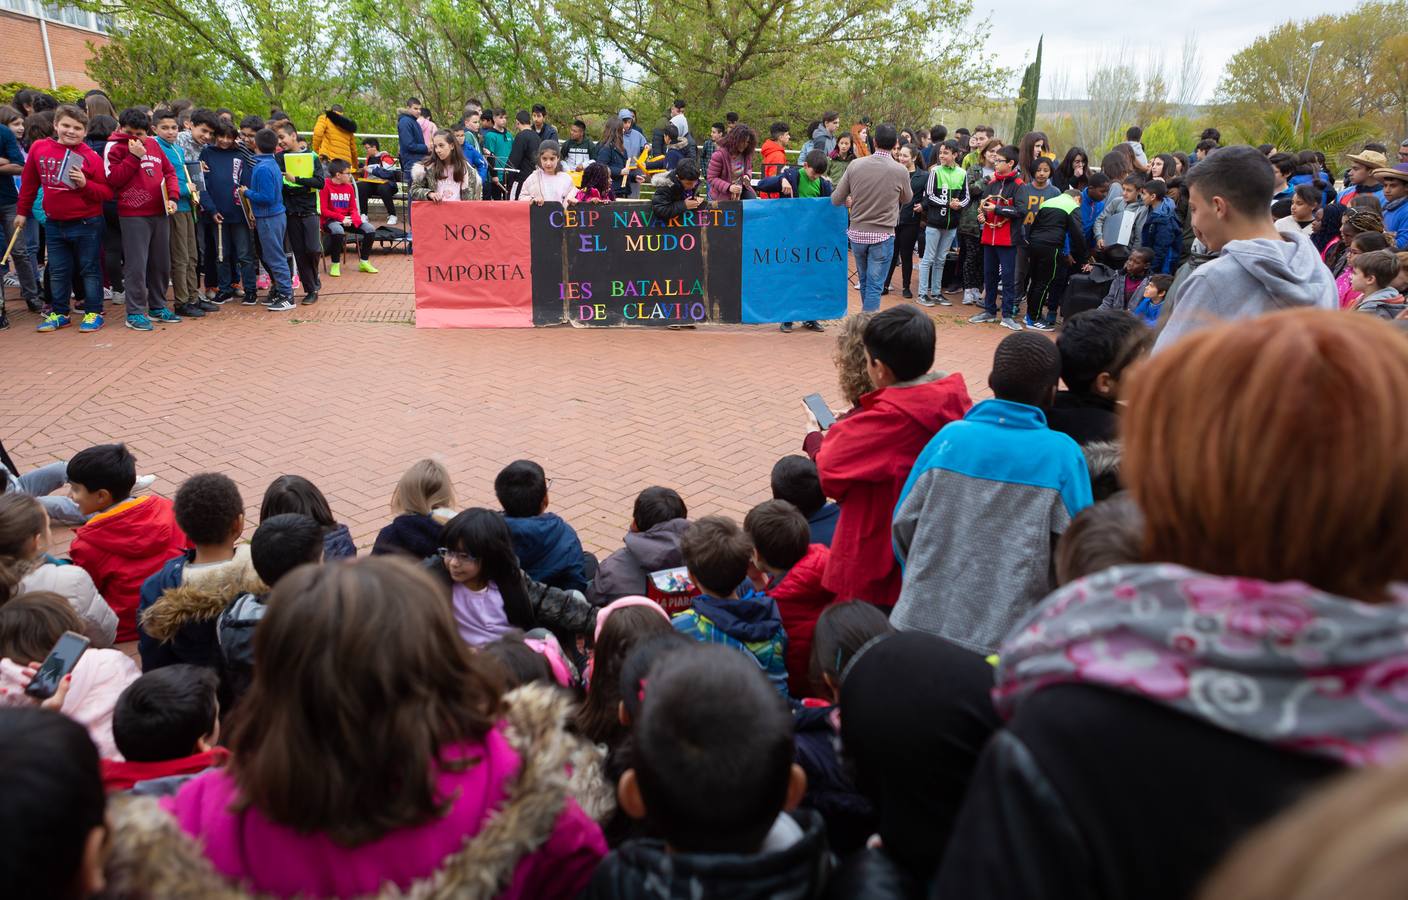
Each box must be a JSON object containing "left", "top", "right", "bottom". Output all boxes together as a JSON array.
[{"left": 390, "top": 459, "right": 456, "bottom": 516}]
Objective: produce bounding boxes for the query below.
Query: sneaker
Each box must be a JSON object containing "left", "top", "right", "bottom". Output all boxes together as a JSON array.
[
  {"left": 1029, "top": 319, "right": 1056, "bottom": 332},
  {"left": 3, "top": 272, "right": 17, "bottom": 288},
  {"left": 779, "top": 322, "right": 794, "bottom": 333},
  {"left": 210, "top": 291, "right": 235, "bottom": 305},
  {"left": 103, "top": 285, "right": 113, "bottom": 300},
  {"left": 359, "top": 260, "right": 378, "bottom": 274},
  {"left": 125, "top": 313, "right": 153, "bottom": 331},
  {"left": 301, "top": 292, "right": 318, "bottom": 306},
  {"left": 902, "top": 288, "right": 913, "bottom": 299},
  {"left": 803, "top": 321, "right": 826, "bottom": 332},
  {"left": 1001, "top": 316, "right": 1024, "bottom": 331},
  {"left": 241, "top": 293, "right": 259, "bottom": 306},
  {"left": 133, "top": 474, "right": 156, "bottom": 492},
  {"left": 174, "top": 301, "right": 206, "bottom": 318},
  {"left": 36, "top": 313, "right": 70, "bottom": 333},
  {"left": 0, "top": 311, "right": 9, "bottom": 330},
  {"left": 328, "top": 262, "right": 341, "bottom": 277},
  {"left": 257, "top": 274, "right": 271, "bottom": 290},
  {"left": 964, "top": 289, "right": 981, "bottom": 306},
  {"left": 386, "top": 215, "right": 398, "bottom": 226},
  {"left": 149, "top": 307, "right": 182, "bottom": 323},
  {"left": 968, "top": 312, "right": 997, "bottom": 324},
  {"left": 196, "top": 299, "right": 220, "bottom": 312},
  {"left": 1024, "top": 316, "right": 1035, "bottom": 328},
  {"left": 26, "top": 296, "right": 45, "bottom": 313},
  {"left": 78, "top": 312, "right": 104, "bottom": 332},
  {"left": 937, "top": 295, "right": 953, "bottom": 306},
  {"left": 881, "top": 286, "right": 890, "bottom": 296},
  {"left": 110, "top": 290, "right": 125, "bottom": 306},
  {"left": 267, "top": 296, "right": 295, "bottom": 312},
  {"left": 917, "top": 295, "right": 938, "bottom": 308}
]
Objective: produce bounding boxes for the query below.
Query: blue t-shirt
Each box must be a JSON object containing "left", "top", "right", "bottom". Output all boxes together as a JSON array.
[{"left": 0, "top": 126, "right": 24, "bottom": 205}]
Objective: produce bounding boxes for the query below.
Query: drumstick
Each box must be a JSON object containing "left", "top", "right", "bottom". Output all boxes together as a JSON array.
[
  {"left": 217, "top": 222, "right": 224, "bottom": 264},
  {"left": 0, "top": 224, "right": 20, "bottom": 268}
]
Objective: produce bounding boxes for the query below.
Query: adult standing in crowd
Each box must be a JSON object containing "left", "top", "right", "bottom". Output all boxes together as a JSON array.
[
  {"left": 832, "top": 123, "right": 912, "bottom": 312},
  {"left": 706, "top": 124, "right": 758, "bottom": 203}
]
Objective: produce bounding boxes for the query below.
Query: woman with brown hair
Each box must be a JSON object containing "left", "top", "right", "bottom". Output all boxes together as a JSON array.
[
  {"left": 706, "top": 123, "right": 759, "bottom": 202},
  {"left": 934, "top": 310, "right": 1408, "bottom": 900},
  {"left": 104, "top": 557, "right": 606, "bottom": 898}
]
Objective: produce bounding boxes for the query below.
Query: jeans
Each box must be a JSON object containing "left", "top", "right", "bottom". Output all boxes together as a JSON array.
[
  {"left": 6, "top": 460, "right": 87, "bottom": 524},
  {"left": 46, "top": 216, "right": 104, "bottom": 316},
  {"left": 255, "top": 214, "right": 292, "bottom": 296},
  {"left": 853, "top": 236, "right": 895, "bottom": 312},
  {"left": 324, "top": 221, "right": 376, "bottom": 262},
  {"left": 982, "top": 244, "right": 1017, "bottom": 317},
  {"left": 919, "top": 227, "right": 958, "bottom": 297},
  {"left": 216, "top": 220, "right": 258, "bottom": 296},
  {"left": 2, "top": 203, "right": 39, "bottom": 303}
]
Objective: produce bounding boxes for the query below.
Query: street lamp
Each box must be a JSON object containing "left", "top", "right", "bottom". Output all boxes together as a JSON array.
[{"left": 1293, "top": 40, "right": 1325, "bottom": 137}]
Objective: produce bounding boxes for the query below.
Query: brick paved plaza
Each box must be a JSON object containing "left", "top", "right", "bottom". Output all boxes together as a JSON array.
[{"left": 2, "top": 250, "right": 1004, "bottom": 555}]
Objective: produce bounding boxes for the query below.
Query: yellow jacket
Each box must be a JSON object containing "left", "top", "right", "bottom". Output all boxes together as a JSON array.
[{"left": 312, "top": 109, "right": 358, "bottom": 168}]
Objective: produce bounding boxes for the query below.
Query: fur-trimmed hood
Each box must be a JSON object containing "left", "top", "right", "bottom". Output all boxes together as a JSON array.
[
  {"left": 100, "top": 683, "right": 605, "bottom": 899},
  {"left": 139, "top": 547, "right": 264, "bottom": 642},
  {"left": 324, "top": 108, "right": 358, "bottom": 133}
]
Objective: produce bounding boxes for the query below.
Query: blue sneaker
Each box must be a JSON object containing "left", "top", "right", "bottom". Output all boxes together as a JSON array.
[
  {"left": 125, "top": 313, "right": 154, "bottom": 332},
  {"left": 35, "top": 313, "right": 70, "bottom": 333},
  {"left": 78, "top": 312, "right": 104, "bottom": 333},
  {"left": 148, "top": 307, "right": 181, "bottom": 323}
]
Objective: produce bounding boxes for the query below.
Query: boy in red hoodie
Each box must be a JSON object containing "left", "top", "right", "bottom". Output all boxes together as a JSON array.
[
  {"left": 970, "top": 144, "right": 1025, "bottom": 330},
  {"left": 319, "top": 159, "right": 378, "bottom": 277},
  {"left": 815, "top": 305, "right": 971, "bottom": 606},
  {"left": 758, "top": 122, "right": 790, "bottom": 199},
  {"left": 102, "top": 665, "right": 229, "bottom": 793},
  {"left": 67, "top": 444, "right": 189, "bottom": 644},
  {"left": 105, "top": 108, "right": 180, "bottom": 331},
  {"left": 13, "top": 104, "right": 113, "bottom": 333},
  {"left": 744, "top": 499, "right": 834, "bottom": 698}
]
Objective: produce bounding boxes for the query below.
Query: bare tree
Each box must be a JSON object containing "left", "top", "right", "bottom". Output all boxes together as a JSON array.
[
  {"left": 1172, "top": 34, "right": 1204, "bottom": 115},
  {"left": 1076, "top": 45, "right": 1139, "bottom": 152}
]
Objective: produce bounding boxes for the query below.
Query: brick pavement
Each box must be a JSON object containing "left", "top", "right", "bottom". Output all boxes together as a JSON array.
[{"left": 1, "top": 249, "right": 1005, "bottom": 556}]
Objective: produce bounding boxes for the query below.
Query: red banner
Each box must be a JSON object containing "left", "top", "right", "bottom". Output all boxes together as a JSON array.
[{"left": 412, "top": 201, "right": 533, "bottom": 328}]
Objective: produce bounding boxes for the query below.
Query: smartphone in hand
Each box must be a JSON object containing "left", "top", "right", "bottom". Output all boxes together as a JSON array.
[
  {"left": 803, "top": 393, "right": 837, "bottom": 430},
  {"left": 24, "top": 631, "right": 90, "bottom": 700}
]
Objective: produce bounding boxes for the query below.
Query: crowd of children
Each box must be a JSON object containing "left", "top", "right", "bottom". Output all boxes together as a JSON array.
[{"left": 1, "top": 295, "right": 1408, "bottom": 896}]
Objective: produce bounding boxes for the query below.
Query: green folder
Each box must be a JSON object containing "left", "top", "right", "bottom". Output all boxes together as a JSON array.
[{"left": 284, "top": 152, "right": 315, "bottom": 180}]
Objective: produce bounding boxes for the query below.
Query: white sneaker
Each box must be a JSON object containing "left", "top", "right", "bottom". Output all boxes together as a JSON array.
[
  {"left": 386, "top": 215, "right": 398, "bottom": 226},
  {"left": 133, "top": 474, "right": 157, "bottom": 492},
  {"left": 1000, "top": 317, "right": 1025, "bottom": 331},
  {"left": 103, "top": 286, "right": 113, "bottom": 300}
]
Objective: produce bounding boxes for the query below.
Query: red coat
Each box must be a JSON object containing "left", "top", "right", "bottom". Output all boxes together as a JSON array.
[
  {"left": 759, "top": 139, "right": 788, "bottom": 198},
  {"left": 104, "top": 134, "right": 179, "bottom": 217},
  {"left": 817, "top": 374, "right": 972, "bottom": 606},
  {"left": 768, "top": 544, "right": 836, "bottom": 698},
  {"left": 69, "top": 496, "right": 189, "bottom": 642}
]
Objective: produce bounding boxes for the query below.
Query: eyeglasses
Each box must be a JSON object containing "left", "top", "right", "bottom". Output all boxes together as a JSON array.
[{"left": 437, "top": 548, "right": 478, "bottom": 564}]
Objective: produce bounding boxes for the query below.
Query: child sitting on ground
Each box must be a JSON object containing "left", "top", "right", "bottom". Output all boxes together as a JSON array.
[
  {"left": 586, "top": 644, "right": 827, "bottom": 898},
  {"left": 0, "top": 493, "right": 115, "bottom": 645},
  {"left": 429, "top": 508, "right": 597, "bottom": 646},
  {"left": 259, "top": 474, "right": 356, "bottom": 559},
  {"left": 495, "top": 460, "right": 591, "bottom": 593},
  {"left": 318, "top": 159, "right": 379, "bottom": 277},
  {"left": 892, "top": 333, "right": 1093, "bottom": 655},
  {"left": 576, "top": 597, "right": 672, "bottom": 749},
  {"left": 1098, "top": 246, "right": 1153, "bottom": 312},
  {"left": 1132, "top": 273, "right": 1172, "bottom": 327},
  {"left": 138, "top": 473, "right": 257, "bottom": 671},
  {"left": 1046, "top": 311, "right": 1151, "bottom": 447},
  {"left": 216, "top": 513, "right": 324, "bottom": 707},
  {"left": 67, "top": 444, "right": 189, "bottom": 644},
  {"left": 1054, "top": 491, "right": 1145, "bottom": 586},
  {"left": 102, "top": 665, "right": 228, "bottom": 794},
  {"left": 1350, "top": 248, "right": 1407, "bottom": 320},
  {"left": 770, "top": 455, "right": 839, "bottom": 546},
  {"left": 588, "top": 486, "right": 689, "bottom": 605},
  {"left": 574, "top": 161, "right": 614, "bottom": 204},
  {"left": 671, "top": 516, "right": 789, "bottom": 699},
  {"left": 371, "top": 459, "right": 457, "bottom": 559},
  {"left": 744, "top": 499, "right": 834, "bottom": 698}
]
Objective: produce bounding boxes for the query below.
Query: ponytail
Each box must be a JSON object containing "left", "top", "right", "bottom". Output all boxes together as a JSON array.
[{"left": 0, "top": 494, "right": 46, "bottom": 603}]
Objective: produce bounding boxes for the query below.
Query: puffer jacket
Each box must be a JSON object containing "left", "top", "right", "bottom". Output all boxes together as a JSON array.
[
  {"left": 137, "top": 547, "right": 263, "bottom": 672},
  {"left": 216, "top": 590, "right": 266, "bottom": 705},
  {"left": 311, "top": 108, "right": 358, "bottom": 168},
  {"left": 767, "top": 544, "right": 835, "bottom": 698},
  {"left": 0, "top": 650, "right": 140, "bottom": 759},
  {"left": 18, "top": 561, "right": 117, "bottom": 646}
]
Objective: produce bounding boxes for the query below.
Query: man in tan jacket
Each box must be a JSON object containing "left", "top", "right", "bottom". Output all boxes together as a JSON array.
[{"left": 832, "top": 123, "right": 911, "bottom": 312}]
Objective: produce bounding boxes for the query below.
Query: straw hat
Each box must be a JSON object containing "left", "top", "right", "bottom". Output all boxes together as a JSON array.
[
  {"left": 1372, "top": 163, "right": 1408, "bottom": 183},
  {"left": 1346, "top": 149, "right": 1389, "bottom": 169}
]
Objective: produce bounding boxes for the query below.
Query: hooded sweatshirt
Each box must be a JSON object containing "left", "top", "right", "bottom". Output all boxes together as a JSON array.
[
  {"left": 396, "top": 109, "right": 428, "bottom": 167},
  {"left": 1153, "top": 229, "right": 1339, "bottom": 352},
  {"left": 672, "top": 586, "right": 790, "bottom": 698},
  {"left": 319, "top": 179, "right": 363, "bottom": 229},
  {"left": 69, "top": 496, "right": 190, "bottom": 642},
  {"left": 244, "top": 153, "right": 285, "bottom": 219},
  {"left": 505, "top": 513, "right": 587, "bottom": 593},
  {"left": 198, "top": 144, "right": 250, "bottom": 221},
  {"left": 371, "top": 513, "right": 443, "bottom": 560},
  {"left": 589, "top": 517, "right": 690, "bottom": 604},
  {"left": 16, "top": 137, "right": 111, "bottom": 220},
  {"left": 585, "top": 810, "right": 830, "bottom": 900},
  {"left": 105, "top": 133, "right": 179, "bottom": 217},
  {"left": 816, "top": 373, "right": 973, "bottom": 606},
  {"left": 810, "top": 124, "right": 837, "bottom": 156},
  {"left": 767, "top": 544, "right": 835, "bottom": 697}
]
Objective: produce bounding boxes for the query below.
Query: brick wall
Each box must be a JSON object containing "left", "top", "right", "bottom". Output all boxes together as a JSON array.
[{"left": 0, "top": 9, "right": 108, "bottom": 91}]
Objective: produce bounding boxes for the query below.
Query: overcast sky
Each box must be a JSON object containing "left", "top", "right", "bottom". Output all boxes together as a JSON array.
[{"left": 975, "top": 1, "right": 1332, "bottom": 102}]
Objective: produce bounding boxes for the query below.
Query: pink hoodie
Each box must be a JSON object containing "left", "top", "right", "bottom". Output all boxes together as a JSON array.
[
  {"left": 161, "top": 725, "right": 605, "bottom": 897},
  {"left": 0, "top": 649, "right": 140, "bottom": 759}
]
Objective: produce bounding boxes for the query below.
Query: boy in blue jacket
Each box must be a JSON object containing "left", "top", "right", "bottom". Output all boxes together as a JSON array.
[
  {"left": 494, "top": 459, "right": 592, "bottom": 593},
  {"left": 1140, "top": 178, "right": 1179, "bottom": 274},
  {"left": 239, "top": 128, "right": 293, "bottom": 310},
  {"left": 200, "top": 123, "right": 257, "bottom": 304},
  {"left": 671, "top": 515, "right": 790, "bottom": 700}
]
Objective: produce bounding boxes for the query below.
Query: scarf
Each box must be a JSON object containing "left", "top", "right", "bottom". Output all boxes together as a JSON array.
[{"left": 995, "top": 563, "right": 1408, "bottom": 766}]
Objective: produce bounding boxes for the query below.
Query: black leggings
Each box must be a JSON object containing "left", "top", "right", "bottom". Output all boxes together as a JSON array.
[
  {"left": 960, "top": 232, "right": 983, "bottom": 289},
  {"left": 886, "top": 222, "right": 921, "bottom": 291}
]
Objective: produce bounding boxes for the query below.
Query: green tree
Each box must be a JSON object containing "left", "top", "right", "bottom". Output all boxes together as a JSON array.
[{"left": 1012, "top": 36, "right": 1041, "bottom": 139}]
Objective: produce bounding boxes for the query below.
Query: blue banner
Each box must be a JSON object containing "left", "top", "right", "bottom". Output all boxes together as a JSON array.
[{"left": 740, "top": 198, "right": 849, "bottom": 323}]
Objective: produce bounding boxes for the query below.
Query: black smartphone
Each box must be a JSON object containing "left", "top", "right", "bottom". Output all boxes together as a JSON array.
[
  {"left": 24, "top": 631, "right": 90, "bottom": 700},
  {"left": 803, "top": 393, "right": 837, "bottom": 430}
]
